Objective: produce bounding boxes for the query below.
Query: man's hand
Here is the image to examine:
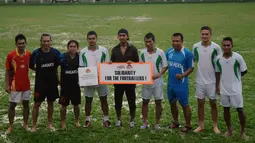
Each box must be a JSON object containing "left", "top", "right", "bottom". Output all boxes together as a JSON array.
[
  {"left": 176, "top": 74, "right": 184, "bottom": 80},
  {"left": 152, "top": 74, "right": 161, "bottom": 80},
  {"left": 127, "top": 60, "right": 133, "bottom": 64},
  {"left": 5, "top": 85, "right": 10, "bottom": 93}
]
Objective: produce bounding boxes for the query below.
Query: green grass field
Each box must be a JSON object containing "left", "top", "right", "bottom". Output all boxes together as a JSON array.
[{"left": 0, "top": 3, "right": 255, "bottom": 143}]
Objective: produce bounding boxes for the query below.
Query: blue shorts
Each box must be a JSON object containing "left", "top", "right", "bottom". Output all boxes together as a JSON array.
[{"left": 167, "top": 86, "right": 189, "bottom": 106}]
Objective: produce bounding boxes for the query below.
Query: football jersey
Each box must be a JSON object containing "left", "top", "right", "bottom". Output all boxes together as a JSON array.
[
  {"left": 79, "top": 45, "right": 110, "bottom": 67},
  {"left": 5, "top": 49, "right": 31, "bottom": 91},
  {"left": 165, "top": 47, "right": 193, "bottom": 86},
  {"left": 215, "top": 52, "right": 247, "bottom": 96},
  {"left": 60, "top": 52, "right": 79, "bottom": 88},
  {"left": 139, "top": 47, "right": 168, "bottom": 88},
  {"left": 30, "top": 47, "right": 60, "bottom": 91},
  {"left": 192, "top": 41, "right": 222, "bottom": 85}
]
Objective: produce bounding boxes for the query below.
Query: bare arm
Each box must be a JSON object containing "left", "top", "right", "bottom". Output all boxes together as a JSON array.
[
  {"left": 215, "top": 72, "right": 221, "bottom": 94},
  {"left": 5, "top": 69, "right": 10, "bottom": 93},
  {"left": 152, "top": 67, "right": 168, "bottom": 80},
  {"left": 182, "top": 67, "right": 193, "bottom": 77}
]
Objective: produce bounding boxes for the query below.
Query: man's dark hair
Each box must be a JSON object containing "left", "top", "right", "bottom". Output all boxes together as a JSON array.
[
  {"left": 67, "top": 40, "right": 79, "bottom": 47},
  {"left": 172, "top": 33, "right": 184, "bottom": 42},
  {"left": 40, "top": 33, "right": 52, "bottom": 41},
  {"left": 15, "top": 34, "right": 26, "bottom": 43},
  {"left": 200, "top": 26, "right": 212, "bottom": 34},
  {"left": 144, "top": 32, "right": 155, "bottom": 42},
  {"left": 87, "top": 31, "right": 97, "bottom": 38},
  {"left": 222, "top": 37, "right": 233, "bottom": 45}
]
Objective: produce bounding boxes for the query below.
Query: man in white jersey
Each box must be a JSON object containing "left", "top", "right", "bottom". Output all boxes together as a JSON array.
[
  {"left": 139, "top": 33, "right": 168, "bottom": 130},
  {"left": 215, "top": 37, "right": 247, "bottom": 139},
  {"left": 79, "top": 31, "right": 111, "bottom": 128},
  {"left": 193, "top": 26, "right": 221, "bottom": 134}
]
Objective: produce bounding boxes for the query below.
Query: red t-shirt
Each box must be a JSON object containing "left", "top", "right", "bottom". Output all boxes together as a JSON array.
[{"left": 5, "top": 49, "right": 31, "bottom": 91}]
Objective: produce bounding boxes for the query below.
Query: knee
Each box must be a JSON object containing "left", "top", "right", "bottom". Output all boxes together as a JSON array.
[
  {"left": 22, "top": 101, "right": 29, "bottom": 108},
  {"left": 34, "top": 102, "right": 41, "bottom": 109},
  {"left": 10, "top": 102, "right": 17, "bottom": 110},
  {"left": 143, "top": 99, "right": 150, "bottom": 105},
  {"left": 129, "top": 102, "right": 136, "bottom": 110},
  {"left": 236, "top": 108, "right": 244, "bottom": 113},
  {"left": 85, "top": 97, "right": 93, "bottom": 104},
  {"left": 155, "top": 100, "right": 162, "bottom": 106},
  {"left": 209, "top": 99, "right": 217, "bottom": 107},
  {"left": 115, "top": 104, "right": 122, "bottom": 110}
]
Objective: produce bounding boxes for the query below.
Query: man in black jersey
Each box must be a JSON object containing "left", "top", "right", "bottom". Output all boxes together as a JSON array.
[
  {"left": 29, "top": 34, "right": 60, "bottom": 132},
  {"left": 59, "top": 40, "right": 81, "bottom": 129}
]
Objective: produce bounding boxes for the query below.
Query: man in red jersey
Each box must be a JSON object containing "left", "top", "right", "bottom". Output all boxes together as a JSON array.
[{"left": 5, "top": 34, "right": 31, "bottom": 134}]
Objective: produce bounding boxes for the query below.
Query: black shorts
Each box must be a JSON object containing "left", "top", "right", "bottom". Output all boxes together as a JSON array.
[
  {"left": 34, "top": 87, "right": 59, "bottom": 103},
  {"left": 59, "top": 86, "right": 81, "bottom": 106}
]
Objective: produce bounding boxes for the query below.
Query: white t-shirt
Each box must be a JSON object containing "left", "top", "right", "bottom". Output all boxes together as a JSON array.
[
  {"left": 139, "top": 47, "right": 168, "bottom": 88},
  {"left": 79, "top": 45, "right": 110, "bottom": 67},
  {"left": 192, "top": 41, "right": 222, "bottom": 85},
  {"left": 215, "top": 52, "right": 247, "bottom": 96}
]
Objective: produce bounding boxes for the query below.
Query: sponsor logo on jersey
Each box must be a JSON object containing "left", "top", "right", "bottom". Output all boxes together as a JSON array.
[
  {"left": 65, "top": 70, "right": 78, "bottom": 74},
  {"left": 41, "top": 62, "right": 54, "bottom": 68},
  {"left": 20, "top": 65, "right": 25, "bottom": 68},
  {"left": 168, "top": 61, "right": 183, "bottom": 68}
]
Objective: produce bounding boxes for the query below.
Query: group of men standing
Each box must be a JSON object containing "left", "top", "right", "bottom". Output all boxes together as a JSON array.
[{"left": 5, "top": 26, "right": 248, "bottom": 139}]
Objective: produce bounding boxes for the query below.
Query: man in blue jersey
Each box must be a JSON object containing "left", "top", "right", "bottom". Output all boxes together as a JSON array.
[
  {"left": 166, "top": 33, "right": 194, "bottom": 133},
  {"left": 30, "top": 34, "right": 61, "bottom": 132}
]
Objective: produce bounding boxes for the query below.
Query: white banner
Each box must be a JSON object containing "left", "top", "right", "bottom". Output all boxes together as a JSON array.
[
  {"left": 98, "top": 63, "right": 153, "bottom": 84},
  {"left": 78, "top": 67, "right": 98, "bottom": 86}
]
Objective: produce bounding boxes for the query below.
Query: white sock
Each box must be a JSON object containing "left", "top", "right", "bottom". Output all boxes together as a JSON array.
[
  {"left": 103, "top": 116, "right": 109, "bottom": 122},
  {"left": 86, "top": 116, "right": 91, "bottom": 121}
]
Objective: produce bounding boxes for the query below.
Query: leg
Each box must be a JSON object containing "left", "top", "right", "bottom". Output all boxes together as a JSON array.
[
  {"left": 155, "top": 100, "right": 162, "bottom": 125},
  {"left": 194, "top": 98, "right": 205, "bottom": 133},
  {"left": 223, "top": 107, "right": 232, "bottom": 137},
  {"left": 73, "top": 105, "right": 80, "bottom": 127},
  {"left": 237, "top": 108, "right": 246, "bottom": 138},
  {"left": 125, "top": 85, "right": 136, "bottom": 122},
  {"left": 170, "top": 101, "right": 179, "bottom": 125},
  {"left": 60, "top": 105, "right": 67, "bottom": 129},
  {"left": 6, "top": 102, "right": 17, "bottom": 134},
  {"left": 100, "top": 96, "right": 109, "bottom": 118},
  {"left": 182, "top": 105, "right": 192, "bottom": 128},
  {"left": 142, "top": 99, "right": 149, "bottom": 125},
  {"left": 47, "top": 101, "right": 54, "bottom": 130},
  {"left": 210, "top": 99, "right": 220, "bottom": 134},
  {"left": 84, "top": 97, "right": 93, "bottom": 127},
  {"left": 22, "top": 100, "right": 30, "bottom": 131},
  {"left": 114, "top": 85, "right": 124, "bottom": 121},
  {"left": 85, "top": 97, "right": 93, "bottom": 119},
  {"left": 31, "top": 102, "right": 41, "bottom": 132}
]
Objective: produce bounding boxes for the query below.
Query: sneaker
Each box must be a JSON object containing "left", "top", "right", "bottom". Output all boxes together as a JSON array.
[
  {"left": 154, "top": 124, "right": 161, "bottom": 130},
  {"left": 115, "top": 120, "right": 122, "bottom": 127},
  {"left": 140, "top": 123, "right": 149, "bottom": 129},
  {"left": 103, "top": 120, "right": 111, "bottom": 128},
  {"left": 83, "top": 120, "right": 92, "bottom": 128},
  {"left": 130, "top": 121, "right": 135, "bottom": 128}
]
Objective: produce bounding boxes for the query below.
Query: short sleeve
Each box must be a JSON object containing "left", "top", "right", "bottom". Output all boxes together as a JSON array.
[
  {"left": 79, "top": 50, "right": 85, "bottom": 67},
  {"left": 161, "top": 50, "right": 168, "bottom": 68},
  {"left": 105, "top": 49, "right": 110, "bottom": 62},
  {"left": 215, "top": 56, "right": 221, "bottom": 73},
  {"left": 186, "top": 51, "right": 194, "bottom": 68},
  {"left": 5, "top": 54, "right": 12, "bottom": 70},
  {"left": 238, "top": 55, "right": 247, "bottom": 72},
  {"left": 29, "top": 49, "right": 39, "bottom": 70}
]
